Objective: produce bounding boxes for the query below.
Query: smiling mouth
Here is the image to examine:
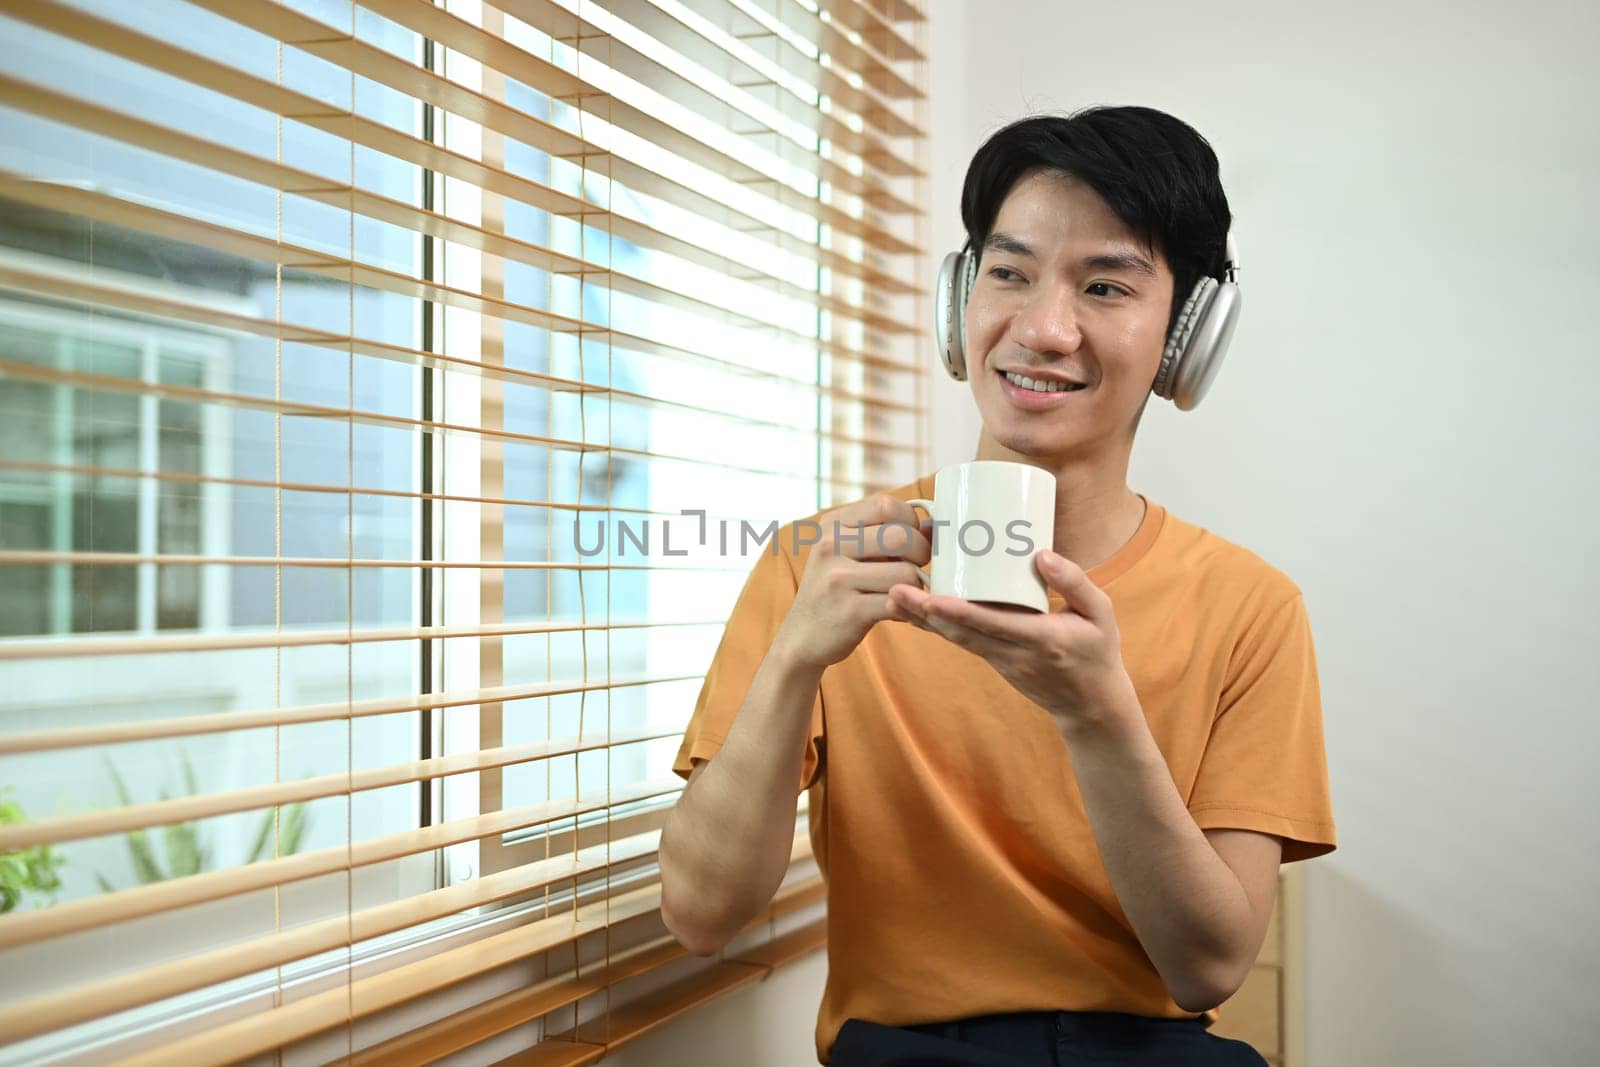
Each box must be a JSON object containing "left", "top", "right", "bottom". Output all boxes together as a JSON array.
[{"left": 999, "top": 370, "right": 1087, "bottom": 393}]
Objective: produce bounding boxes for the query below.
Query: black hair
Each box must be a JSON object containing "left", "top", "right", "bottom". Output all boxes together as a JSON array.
[{"left": 959, "top": 107, "right": 1232, "bottom": 329}]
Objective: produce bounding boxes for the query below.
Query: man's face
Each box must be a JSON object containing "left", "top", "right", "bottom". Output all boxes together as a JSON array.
[{"left": 966, "top": 170, "right": 1176, "bottom": 462}]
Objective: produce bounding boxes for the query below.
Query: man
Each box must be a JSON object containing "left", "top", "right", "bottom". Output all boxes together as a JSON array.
[{"left": 658, "top": 107, "right": 1336, "bottom": 1066}]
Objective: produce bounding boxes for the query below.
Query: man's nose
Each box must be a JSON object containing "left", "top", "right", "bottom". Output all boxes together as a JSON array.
[{"left": 1010, "top": 286, "right": 1083, "bottom": 355}]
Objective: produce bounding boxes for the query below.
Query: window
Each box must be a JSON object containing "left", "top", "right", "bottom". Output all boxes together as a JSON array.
[
  {"left": 0, "top": 0, "right": 927, "bottom": 1060},
  {"left": 0, "top": 306, "right": 228, "bottom": 636}
]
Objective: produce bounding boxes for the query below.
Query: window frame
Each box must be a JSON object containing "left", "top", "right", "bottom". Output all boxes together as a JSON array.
[{"left": 0, "top": 295, "right": 233, "bottom": 638}]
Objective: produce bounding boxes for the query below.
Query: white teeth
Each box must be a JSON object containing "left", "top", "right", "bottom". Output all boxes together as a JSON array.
[{"left": 1003, "top": 371, "right": 1082, "bottom": 393}]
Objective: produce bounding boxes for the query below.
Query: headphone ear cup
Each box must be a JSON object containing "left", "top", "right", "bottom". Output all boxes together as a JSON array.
[
  {"left": 1153, "top": 277, "right": 1214, "bottom": 402},
  {"left": 1170, "top": 281, "right": 1239, "bottom": 411},
  {"left": 934, "top": 249, "right": 975, "bottom": 381}
]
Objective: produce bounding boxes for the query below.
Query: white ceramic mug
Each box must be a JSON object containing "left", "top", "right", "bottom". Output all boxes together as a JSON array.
[{"left": 907, "top": 461, "right": 1056, "bottom": 612}]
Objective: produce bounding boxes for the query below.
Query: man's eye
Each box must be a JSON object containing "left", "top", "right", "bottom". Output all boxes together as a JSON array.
[
  {"left": 1086, "top": 282, "right": 1127, "bottom": 298},
  {"left": 989, "top": 266, "right": 1023, "bottom": 283}
]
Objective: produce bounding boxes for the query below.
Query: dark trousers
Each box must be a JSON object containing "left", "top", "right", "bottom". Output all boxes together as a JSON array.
[{"left": 831, "top": 1010, "right": 1269, "bottom": 1066}]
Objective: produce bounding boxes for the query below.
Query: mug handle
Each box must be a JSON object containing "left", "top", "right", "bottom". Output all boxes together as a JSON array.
[{"left": 905, "top": 499, "right": 935, "bottom": 588}]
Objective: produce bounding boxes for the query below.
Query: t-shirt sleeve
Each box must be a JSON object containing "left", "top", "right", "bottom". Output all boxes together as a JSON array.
[
  {"left": 671, "top": 539, "right": 824, "bottom": 793},
  {"left": 1187, "top": 592, "right": 1337, "bottom": 862}
]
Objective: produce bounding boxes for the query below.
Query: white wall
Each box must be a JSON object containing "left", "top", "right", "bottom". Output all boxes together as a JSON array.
[{"left": 928, "top": 2, "right": 1600, "bottom": 1065}]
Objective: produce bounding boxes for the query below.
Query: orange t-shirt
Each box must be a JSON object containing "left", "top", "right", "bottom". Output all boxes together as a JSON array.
[{"left": 672, "top": 475, "right": 1337, "bottom": 1063}]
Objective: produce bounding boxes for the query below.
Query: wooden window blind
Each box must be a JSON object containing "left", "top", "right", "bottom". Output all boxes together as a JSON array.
[{"left": 0, "top": 0, "right": 927, "bottom": 1062}]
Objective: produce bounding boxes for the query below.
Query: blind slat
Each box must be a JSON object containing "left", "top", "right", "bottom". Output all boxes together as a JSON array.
[
  {"left": 669, "top": 0, "right": 924, "bottom": 138},
  {"left": 3, "top": 673, "right": 703, "bottom": 749},
  {"left": 0, "top": 349, "right": 915, "bottom": 449},
  {"left": 0, "top": 360, "right": 920, "bottom": 479},
  {"left": 0, "top": 172, "right": 918, "bottom": 374},
  {"left": 0, "top": 830, "right": 669, "bottom": 1045},
  {"left": 553, "top": 919, "right": 831, "bottom": 1054},
  {"left": 1, "top": 673, "right": 695, "bottom": 767},
  {"left": 355, "top": 936, "right": 678, "bottom": 1067},
  {"left": 723, "top": 916, "right": 828, "bottom": 970},
  {"left": 582, "top": 0, "right": 921, "bottom": 179},
  {"left": 0, "top": 250, "right": 921, "bottom": 399},
  {"left": 546, "top": 960, "right": 767, "bottom": 1052},
  {"left": 815, "top": 17, "right": 923, "bottom": 100},
  {"left": 0, "top": 252, "right": 581, "bottom": 389},
  {"left": 163, "top": 1, "right": 743, "bottom": 199},
  {"left": 150, "top": 0, "right": 925, "bottom": 256},
  {"left": 486, "top": 0, "right": 921, "bottom": 139},
  {"left": 0, "top": 459, "right": 654, "bottom": 528},
  {"left": 111, "top": 854, "right": 817, "bottom": 1067},
  {"left": 407, "top": 879, "right": 825, "bottom": 1067},
  {"left": 0, "top": 778, "right": 687, "bottom": 951},
  {"left": 497, "top": 1042, "right": 605, "bottom": 1067},
  {"left": 350, "top": 877, "right": 824, "bottom": 1066},
  {"left": 4, "top": 341, "right": 915, "bottom": 434},
  {"left": 0, "top": 71, "right": 920, "bottom": 330},
  {"left": 560, "top": 0, "right": 923, "bottom": 198},
  {"left": 819, "top": 0, "right": 925, "bottom": 62},
  {"left": 354, "top": 0, "right": 922, "bottom": 217},
  {"left": 0, "top": 0, "right": 923, "bottom": 286},
  {"left": 0, "top": 551, "right": 841, "bottom": 576},
  {"left": 0, "top": 615, "right": 718, "bottom": 663},
  {"left": 0, "top": 728, "right": 682, "bottom": 851},
  {"left": 863, "top": 0, "right": 927, "bottom": 24},
  {"left": 121, "top": 885, "right": 644, "bottom": 1067},
  {"left": 0, "top": 353, "right": 605, "bottom": 455}
]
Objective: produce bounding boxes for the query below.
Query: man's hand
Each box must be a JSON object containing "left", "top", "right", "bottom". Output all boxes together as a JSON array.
[
  {"left": 886, "top": 547, "right": 1134, "bottom": 732},
  {"left": 776, "top": 493, "right": 931, "bottom": 671}
]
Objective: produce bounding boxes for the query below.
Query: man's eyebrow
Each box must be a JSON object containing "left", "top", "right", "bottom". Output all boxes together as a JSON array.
[
  {"left": 981, "top": 235, "right": 1157, "bottom": 277},
  {"left": 1084, "top": 250, "right": 1157, "bottom": 276},
  {"left": 981, "top": 233, "right": 1034, "bottom": 258}
]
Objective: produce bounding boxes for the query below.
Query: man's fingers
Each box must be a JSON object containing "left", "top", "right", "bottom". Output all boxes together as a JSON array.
[
  {"left": 1035, "top": 550, "right": 1114, "bottom": 626},
  {"left": 845, "top": 559, "right": 927, "bottom": 594},
  {"left": 862, "top": 593, "right": 910, "bottom": 626},
  {"left": 821, "top": 492, "right": 896, "bottom": 529},
  {"left": 908, "top": 604, "right": 1008, "bottom": 657},
  {"left": 828, "top": 521, "right": 932, "bottom": 564},
  {"left": 823, "top": 494, "right": 929, "bottom": 548},
  {"left": 918, "top": 595, "right": 1042, "bottom": 645}
]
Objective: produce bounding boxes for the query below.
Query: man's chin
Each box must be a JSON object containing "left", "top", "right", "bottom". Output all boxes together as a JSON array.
[
  {"left": 979, "top": 422, "right": 1107, "bottom": 460},
  {"left": 977, "top": 401, "right": 1128, "bottom": 461},
  {"left": 981, "top": 429, "right": 1085, "bottom": 463}
]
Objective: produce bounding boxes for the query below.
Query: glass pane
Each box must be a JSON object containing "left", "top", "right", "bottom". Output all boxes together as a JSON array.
[{"left": 0, "top": 500, "right": 52, "bottom": 636}]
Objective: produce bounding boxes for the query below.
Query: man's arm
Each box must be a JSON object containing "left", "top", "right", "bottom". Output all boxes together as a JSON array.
[
  {"left": 659, "top": 635, "right": 823, "bottom": 956},
  {"left": 660, "top": 494, "right": 932, "bottom": 956},
  {"left": 1059, "top": 689, "right": 1282, "bottom": 1012}
]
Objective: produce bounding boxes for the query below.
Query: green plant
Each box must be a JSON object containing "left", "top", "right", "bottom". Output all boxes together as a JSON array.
[
  {"left": 243, "top": 796, "right": 309, "bottom": 867},
  {"left": 0, "top": 787, "right": 65, "bottom": 913},
  {"left": 96, "top": 749, "right": 311, "bottom": 891}
]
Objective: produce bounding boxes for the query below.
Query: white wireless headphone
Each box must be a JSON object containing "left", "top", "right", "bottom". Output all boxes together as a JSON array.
[{"left": 933, "top": 234, "right": 1242, "bottom": 412}]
